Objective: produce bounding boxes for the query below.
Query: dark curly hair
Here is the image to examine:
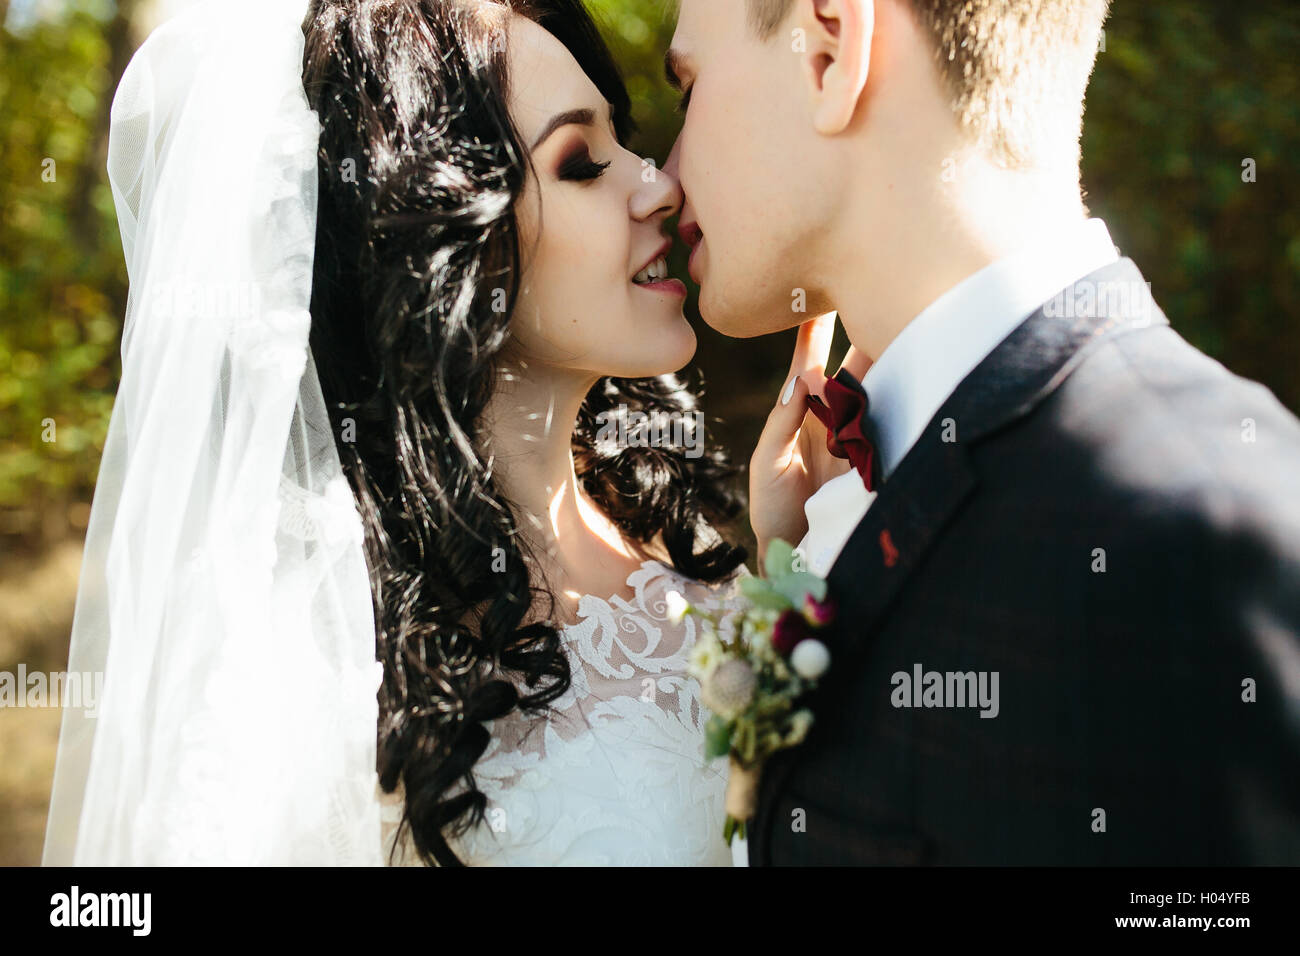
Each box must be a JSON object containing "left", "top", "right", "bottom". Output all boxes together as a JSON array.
[{"left": 301, "top": 0, "right": 747, "bottom": 866}]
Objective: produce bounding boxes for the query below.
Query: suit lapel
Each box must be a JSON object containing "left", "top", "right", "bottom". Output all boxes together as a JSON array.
[{"left": 825, "top": 258, "right": 1169, "bottom": 641}]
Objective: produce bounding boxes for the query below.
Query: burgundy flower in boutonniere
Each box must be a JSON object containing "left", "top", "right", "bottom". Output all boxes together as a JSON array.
[
  {"left": 802, "top": 592, "right": 836, "bottom": 628},
  {"left": 771, "top": 608, "right": 810, "bottom": 656}
]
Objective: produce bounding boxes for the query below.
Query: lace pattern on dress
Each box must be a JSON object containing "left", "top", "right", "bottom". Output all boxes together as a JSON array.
[{"left": 378, "top": 559, "right": 749, "bottom": 866}]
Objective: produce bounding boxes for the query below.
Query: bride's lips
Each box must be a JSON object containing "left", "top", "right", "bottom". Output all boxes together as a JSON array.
[
  {"left": 631, "top": 238, "right": 687, "bottom": 298},
  {"left": 678, "top": 220, "right": 704, "bottom": 285}
]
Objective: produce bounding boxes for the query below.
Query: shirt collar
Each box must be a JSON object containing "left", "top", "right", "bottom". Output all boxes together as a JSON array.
[{"left": 860, "top": 217, "right": 1120, "bottom": 479}]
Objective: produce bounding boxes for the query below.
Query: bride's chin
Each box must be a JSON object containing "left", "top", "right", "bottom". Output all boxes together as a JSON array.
[
  {"left": 621, "top": 324, "right": 696, "bottom": 377},
  {"left": 608, "top": 296, "right": 694, "bottom": 363},
  {"left": 658, "top": 318, "right": 698, "bottom": 370}
]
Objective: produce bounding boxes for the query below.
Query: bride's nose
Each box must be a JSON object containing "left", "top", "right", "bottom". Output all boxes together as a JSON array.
[{"left": 629, "top": 160, "right": 684, "bottom": 223}]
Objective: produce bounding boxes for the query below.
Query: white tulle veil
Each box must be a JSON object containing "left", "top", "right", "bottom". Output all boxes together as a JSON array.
[{"left": 42, "top": 0, "right": 385, "bottom": 865}]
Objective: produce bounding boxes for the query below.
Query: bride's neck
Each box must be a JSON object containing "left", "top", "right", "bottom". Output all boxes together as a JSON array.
[{"left": 483, "top": 358, "right": 643, "bottom": 597}]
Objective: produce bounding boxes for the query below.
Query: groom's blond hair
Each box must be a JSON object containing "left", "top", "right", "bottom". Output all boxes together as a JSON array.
[{"left": 747, "top": 0, "right": 1110, "bottom": 169}]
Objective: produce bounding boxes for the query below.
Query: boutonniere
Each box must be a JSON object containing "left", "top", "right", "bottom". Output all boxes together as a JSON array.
[{"left": 668, "top": 539, "right": 833, "bottom": 846}]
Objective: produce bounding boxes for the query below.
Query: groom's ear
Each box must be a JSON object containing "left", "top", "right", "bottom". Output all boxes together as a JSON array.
[{"left": 797, "top": 0, "right": 874, "bottom": 136}]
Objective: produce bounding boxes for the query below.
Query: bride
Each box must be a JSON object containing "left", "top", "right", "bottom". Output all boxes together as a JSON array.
[
  {"left": 304, "top": 0, "right": 753, "bottom": 866},
  {"left": 42, "top": 0, "right": 750, "bottom": 866}
]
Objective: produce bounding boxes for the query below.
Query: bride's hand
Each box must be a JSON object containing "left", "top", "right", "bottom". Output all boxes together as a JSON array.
[{"left": 749, "top": 313, "right": 871, "bottom": 564}]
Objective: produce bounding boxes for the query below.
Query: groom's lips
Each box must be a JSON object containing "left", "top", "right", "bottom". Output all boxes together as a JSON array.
[{"left": 678, "top": 220, "right": 704, "bottom": 284}]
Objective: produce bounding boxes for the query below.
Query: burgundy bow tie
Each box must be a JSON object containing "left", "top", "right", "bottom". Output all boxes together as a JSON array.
[{"left": 805, "top": 368, "right": 880, "bottom": 493}]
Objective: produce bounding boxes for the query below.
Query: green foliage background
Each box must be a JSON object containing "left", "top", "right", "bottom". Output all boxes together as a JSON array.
[{"left": 2, "top": 0, "right": 1297, "bottom": 552}]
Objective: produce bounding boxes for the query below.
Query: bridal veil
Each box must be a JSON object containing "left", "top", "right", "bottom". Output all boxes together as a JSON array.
[{"left": 42, "top": 0, "right": 384, "bottom": 864}]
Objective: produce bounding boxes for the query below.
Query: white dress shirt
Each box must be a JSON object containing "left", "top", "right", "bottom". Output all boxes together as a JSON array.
[{"left": 797, "top": 218, "right": 1121, "bottom": 576}]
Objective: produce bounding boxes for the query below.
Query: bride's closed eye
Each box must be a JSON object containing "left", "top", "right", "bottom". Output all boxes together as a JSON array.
[{"left": 557, "top": 145, "right": 611, "bottom": 183}]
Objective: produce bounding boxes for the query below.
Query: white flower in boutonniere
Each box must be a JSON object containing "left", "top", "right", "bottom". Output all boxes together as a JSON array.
[
  {"left": 682, "top": 539, "right": 835, "bottom": 846},
  {"left": 665, "top": 589, "right": 691, "bottom": 626},
  {"left": 686, "top": 628, "right": 725, "bottom": 682},
  {"left": 790, "top": 638, "right": 831, "bottom": 680}
]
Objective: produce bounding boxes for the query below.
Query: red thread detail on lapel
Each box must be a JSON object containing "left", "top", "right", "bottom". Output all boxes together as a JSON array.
[{"left": 880, "top": 529, "right": 899, "bottom": 568}]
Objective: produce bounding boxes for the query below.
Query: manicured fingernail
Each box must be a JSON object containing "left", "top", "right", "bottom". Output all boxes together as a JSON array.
[{"left": 781, "top": 377, "right": 797, "bottom": 406}]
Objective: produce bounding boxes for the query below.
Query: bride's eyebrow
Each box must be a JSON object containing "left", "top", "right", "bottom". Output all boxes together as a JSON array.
[{"left": 530, "top": 102, "right": 616, "bottom": 151}]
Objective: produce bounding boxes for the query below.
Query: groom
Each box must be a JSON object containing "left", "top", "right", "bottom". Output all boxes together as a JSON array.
[{"left": 665, "top": 0, "right": 1300, "bottom": 864}]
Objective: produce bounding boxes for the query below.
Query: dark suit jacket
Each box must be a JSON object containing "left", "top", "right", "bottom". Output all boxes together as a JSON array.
[{"left": 749, "top": 259, "right": 1300, "bottom": 865}]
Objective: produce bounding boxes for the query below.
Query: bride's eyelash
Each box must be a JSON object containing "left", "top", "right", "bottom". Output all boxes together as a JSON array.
[{"left": 557, "top": 148, "right": 611, "bottom": 182}]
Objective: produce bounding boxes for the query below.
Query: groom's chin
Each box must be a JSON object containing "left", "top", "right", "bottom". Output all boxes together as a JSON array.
[{"left": 698, "top": 288, "right": 797, "bottom": 340}]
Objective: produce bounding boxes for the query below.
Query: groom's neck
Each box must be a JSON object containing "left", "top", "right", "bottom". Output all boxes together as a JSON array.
[{"left": 825, "top": 156, "right": 1090, "bottom": 362}]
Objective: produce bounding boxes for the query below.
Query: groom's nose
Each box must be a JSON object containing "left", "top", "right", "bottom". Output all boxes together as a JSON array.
[
  {"left": 664, "top": 137, "right": 699, "bottom": 238},
  {"left": 664, "top": 136, "right": 682, "bottom": 181}
]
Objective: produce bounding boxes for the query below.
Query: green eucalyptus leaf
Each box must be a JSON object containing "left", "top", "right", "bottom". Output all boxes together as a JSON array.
[
  {"left": 740, "top": 574, "right": 792, "bottom": 610},
  {"left": 704, "top": 715, "right": 732, "bottom": 760},
  {"left": 773, "top": 571, "right": 828, "bottom": 605},
  {"left": 763, "top": 538, "right": 796, "bottom": 579}
]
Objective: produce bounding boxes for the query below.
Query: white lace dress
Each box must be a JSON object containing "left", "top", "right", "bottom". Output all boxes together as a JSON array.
[{"left": 378, "top": 560, "right": 746, "bottom": 866}]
